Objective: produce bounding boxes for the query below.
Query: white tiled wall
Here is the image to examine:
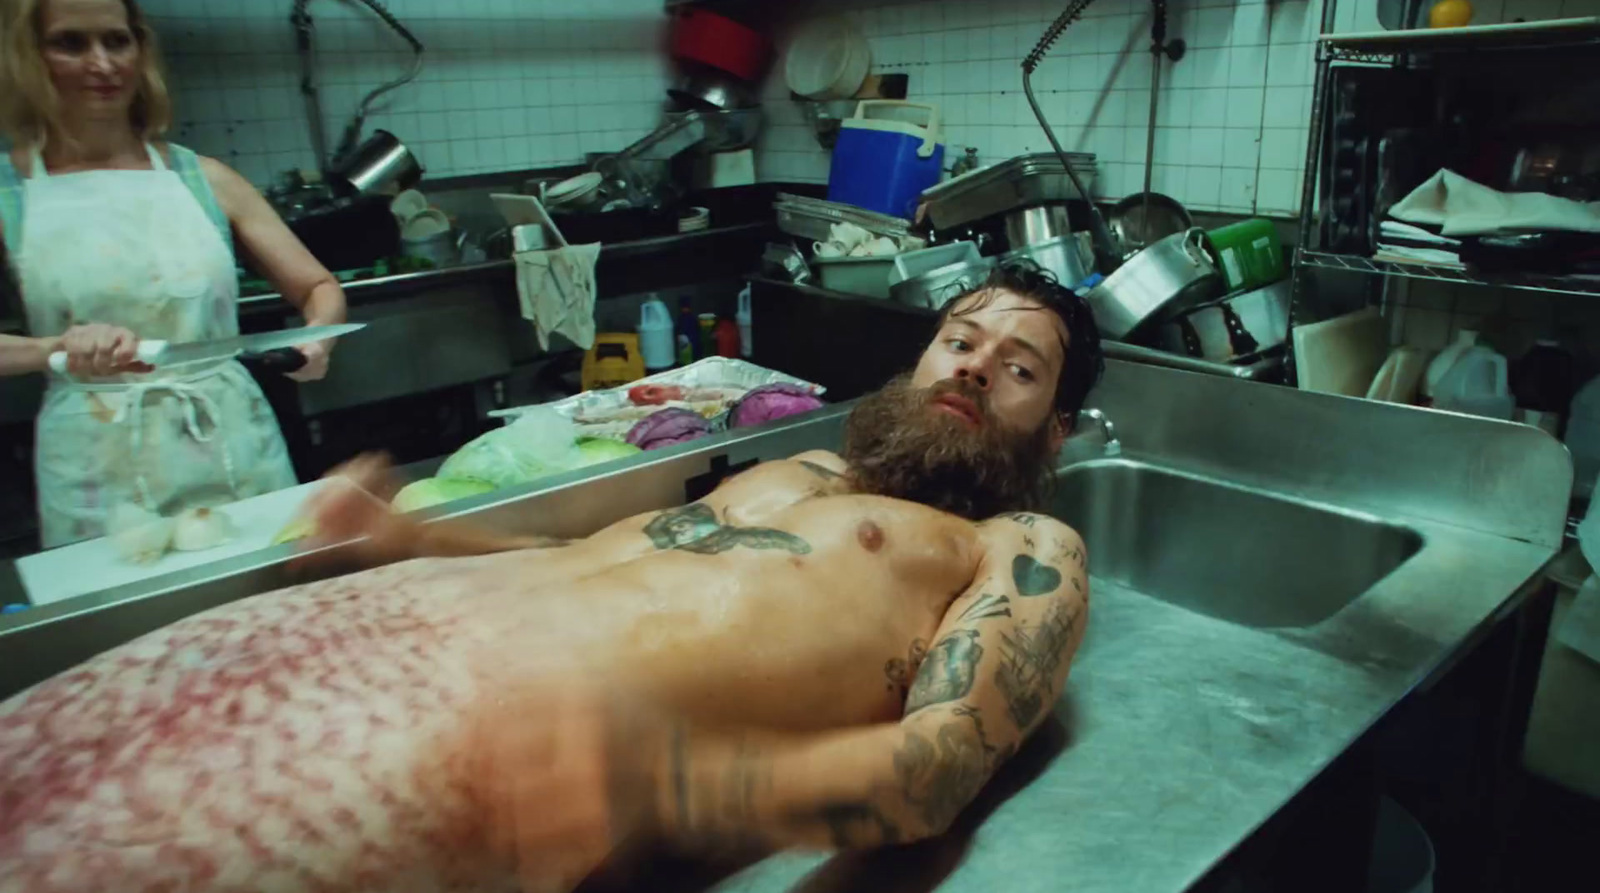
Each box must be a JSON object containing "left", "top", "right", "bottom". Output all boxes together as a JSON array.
[
  {"left": 758, "top": 0, "right": 1322, "bottom": 217},
  {"left": 141, "top": 0, "right": 1600, "bottom": 202},
  {"left": 144, "top": 0, "right": 674, "bottom": 187}
]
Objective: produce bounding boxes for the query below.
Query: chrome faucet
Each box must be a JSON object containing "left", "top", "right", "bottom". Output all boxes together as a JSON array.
[{"left": 1076, "top": 408, "right": 1121, "bottom": 455}]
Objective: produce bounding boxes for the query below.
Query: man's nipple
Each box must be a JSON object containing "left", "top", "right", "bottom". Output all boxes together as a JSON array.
[{"left": 856, "top": 520, "right": 885, "bottom": 553}]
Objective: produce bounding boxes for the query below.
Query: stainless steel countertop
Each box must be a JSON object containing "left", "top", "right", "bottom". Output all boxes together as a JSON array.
[
  {"left": 0, "top": 361, "right": 1571, "bottom": 891},
  {"left": 695, "top": 364, "right": 1571, "bottom": 893},
  {"left": 703, "top": 520, "right": 1551, "bottom": 893}
]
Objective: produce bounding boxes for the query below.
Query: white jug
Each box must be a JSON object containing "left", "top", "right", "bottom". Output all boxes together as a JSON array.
[
  {"left": 639, "top": 298, "right": 675, "bottom": 371},
  {"left": 1433, "top": 344, "right": 1514, "bottom": 421}
]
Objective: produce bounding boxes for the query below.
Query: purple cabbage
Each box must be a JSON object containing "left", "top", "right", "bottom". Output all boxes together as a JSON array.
[
  {"left": 730, "top": 383, "right": 825, "bottom": 428},
  {"left": 626, "top": 408, "right": 712, "bottom": 451}
]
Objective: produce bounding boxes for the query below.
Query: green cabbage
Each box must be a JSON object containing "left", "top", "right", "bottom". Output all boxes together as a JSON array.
[
  {"left": 391, "top": 477, "right": 496, "bottom": 513},
  {"left": 433, "top": 410, "right": 643, "bottom": 493},
  {"left": 573, "top": 437, "right": 642, "bottom": 466},
  {"left": 436, "top": 410, "right": 582, "bottom": 488}
]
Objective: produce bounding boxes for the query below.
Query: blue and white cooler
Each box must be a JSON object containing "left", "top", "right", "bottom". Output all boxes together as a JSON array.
[{"left": 827, "top": 100, "right": 944, "bottom": 220}]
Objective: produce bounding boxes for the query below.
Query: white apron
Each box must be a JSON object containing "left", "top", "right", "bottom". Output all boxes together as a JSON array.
[{"left": 11, "top": 144, "right": 296, "bottom": 548}]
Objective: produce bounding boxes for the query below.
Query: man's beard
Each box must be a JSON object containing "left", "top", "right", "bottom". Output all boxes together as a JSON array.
[{"left": 841, "top": 375, "right": 1056, "bottom": 520}]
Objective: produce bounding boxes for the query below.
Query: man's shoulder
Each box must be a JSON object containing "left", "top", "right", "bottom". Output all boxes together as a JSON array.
[
  {"left": 983, "top": 511, "right": 1079, "bottom": 541},
  {"left": 978, "top": 511, "right": 1085, "bottom": 567}
]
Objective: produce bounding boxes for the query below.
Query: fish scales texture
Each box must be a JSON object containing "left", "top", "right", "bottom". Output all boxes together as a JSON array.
[{"left": 0, "top": 562, "right": 508, "bottom": 893}]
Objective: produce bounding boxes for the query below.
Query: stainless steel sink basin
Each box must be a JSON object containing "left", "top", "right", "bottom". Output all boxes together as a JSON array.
[{"left": 1050, "top": 459, "right": 1423, "bottom": 629}]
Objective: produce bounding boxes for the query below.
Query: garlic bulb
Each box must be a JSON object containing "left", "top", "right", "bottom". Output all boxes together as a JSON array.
[
  {"left": 171, "top": 506, "right": 238, "bottom": 552},
  {"left": 108, "top": 502, "right": 175, "bottom": 565}
]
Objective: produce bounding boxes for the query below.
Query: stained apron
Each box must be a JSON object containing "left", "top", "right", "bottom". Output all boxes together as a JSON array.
[{"left": 0, "top": 142, "right": 296, "bottom": 547}]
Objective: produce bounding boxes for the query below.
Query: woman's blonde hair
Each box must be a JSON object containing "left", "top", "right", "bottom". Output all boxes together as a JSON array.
[{"left": 0, "top": 0, "right": 173, "bottom": 147}]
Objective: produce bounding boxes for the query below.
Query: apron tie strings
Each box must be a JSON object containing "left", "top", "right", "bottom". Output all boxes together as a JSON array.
[{"left": 112, "top": 377, "right": 239, "bottom": 510}]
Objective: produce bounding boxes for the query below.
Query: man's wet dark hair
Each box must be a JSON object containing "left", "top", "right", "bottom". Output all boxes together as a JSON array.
[{"left": 936, "top": 258, "right": 1106, "bottom": 422}]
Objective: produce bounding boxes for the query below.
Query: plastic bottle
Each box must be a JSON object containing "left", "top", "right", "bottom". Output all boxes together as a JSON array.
[
  {"left": 1422, "top": 329, "right": 1479, "bottom": 400},
  {"left": 637, "top": 297, "right": 675, "bottom": 371},
  {"left": 736, "top": 284, "right": 753, "bottom": 358},
  {"left": 675, "top": 299, "right": 698, "bottom": 366},
  {"left": 697, "top": 313, "right": 717, "bottom": 356},
  {"left": 715, "top": 318, "right": 741, "bottom": 357},
  {"left": 1433, "top": 344, "right": 1514, "bottom": 420}
]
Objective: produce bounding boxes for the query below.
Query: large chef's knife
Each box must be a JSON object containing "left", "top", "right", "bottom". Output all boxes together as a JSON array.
[{"left": 47, "top": 323, "right": 367, "bottom": 375}]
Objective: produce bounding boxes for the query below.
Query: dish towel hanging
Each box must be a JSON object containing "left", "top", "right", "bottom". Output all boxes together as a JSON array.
[{"left": 515, "top": 242, "right": 602, "bottom": 351}]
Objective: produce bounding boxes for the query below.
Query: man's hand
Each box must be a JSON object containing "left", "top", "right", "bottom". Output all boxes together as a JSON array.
[
  {"left": 291, "top": 453, "right": 421, "bottom": 569},
  {"left": 290, "top": 452, "right": 571, "bottom": 571}
]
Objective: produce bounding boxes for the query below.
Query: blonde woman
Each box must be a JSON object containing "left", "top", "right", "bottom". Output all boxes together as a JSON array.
[{"left": 0, "top": 0, "right": 349, "bottom": 547}]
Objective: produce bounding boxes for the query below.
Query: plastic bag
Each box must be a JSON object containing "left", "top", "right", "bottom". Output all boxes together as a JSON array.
[{"left": 438, "top": 407, "right": 583, "bottom": 488}]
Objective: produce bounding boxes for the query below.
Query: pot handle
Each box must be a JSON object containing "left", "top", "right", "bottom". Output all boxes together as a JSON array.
[{"left": 1181, "top": 227, "right": 1212, "bottom": 267}]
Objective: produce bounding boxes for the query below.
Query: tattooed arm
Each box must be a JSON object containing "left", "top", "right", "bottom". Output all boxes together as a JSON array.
[{"left": 654, "top": 513, "right": 1089, "bottom": 850}]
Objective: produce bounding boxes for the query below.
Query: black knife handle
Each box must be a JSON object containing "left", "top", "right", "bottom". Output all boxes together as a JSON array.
[{"left": 239, "top": 347, "right": 308, "bottom": 375}]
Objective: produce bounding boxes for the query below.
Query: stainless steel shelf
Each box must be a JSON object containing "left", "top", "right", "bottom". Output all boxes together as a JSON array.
[
  {"left": 1322, "top": 46, "right": 1410, "bottom": 66},
  {"left": 1320, "top": 16, "right": 1600, "bottom": 63},
  {"left": 1297, "top": 250, "right": 1600, "bottom": 298}
]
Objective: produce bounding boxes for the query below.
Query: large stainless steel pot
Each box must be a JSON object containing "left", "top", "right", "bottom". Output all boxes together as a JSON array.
[
  {"left": 330, "top": 130, "right": 423, "bottom": 196},
  {"left": 1087, "top": 228, "right": 1224, "bottom": 340},
  {"left": 889, "top": 257, "right": 996, "bottom": 310}
]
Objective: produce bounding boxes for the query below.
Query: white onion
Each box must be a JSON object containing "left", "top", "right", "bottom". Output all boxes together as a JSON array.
[
  {"left": 171, "top": 506, "right": 238, "bottom": 552},
  {"left": 108, "top": 502, "right": 174, "bottom": 565}
]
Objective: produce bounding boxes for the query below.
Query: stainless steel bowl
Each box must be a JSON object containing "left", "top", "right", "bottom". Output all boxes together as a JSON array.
[
  {"left": 1004, "top": 204, "right": 1072, "bottom": 249},
  {"left": 890, "top": 257, "right": 997, "bottom": 311},
  {"left": 1107, "top": 191, "right": 1192, "bottom": 255},
  {"left": 667, "top": 73, "right": 756, "bottom": 112},
  {"left": 679, "top": 107, "right": 764, "bottom": 153},
  {"left": 1001, "top": 234, "right": 1090, "bottom": 289}
]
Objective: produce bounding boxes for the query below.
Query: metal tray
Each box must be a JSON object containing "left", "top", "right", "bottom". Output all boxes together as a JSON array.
[
  {"left": 921, "top": 152, "right": 1099, "bottom": 230},
  {"left": 774, "top": 193, "right": 913, "bottom": 243}
]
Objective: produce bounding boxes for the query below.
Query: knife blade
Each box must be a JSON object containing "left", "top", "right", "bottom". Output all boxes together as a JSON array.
[
  {"left": 47, "top": 323, "right": 367, "bottom": 374},
  {"left": 149, "top": 324, "right": 367, "bottom": 366}
]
